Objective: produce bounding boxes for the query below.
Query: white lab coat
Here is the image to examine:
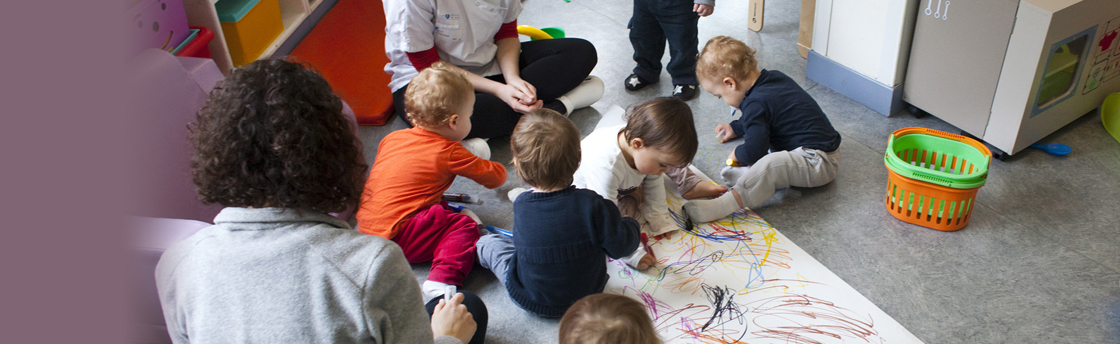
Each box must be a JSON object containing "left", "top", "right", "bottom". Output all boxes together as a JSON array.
[{"left": 384, "top": 0, "right": 523, "bottom": 92}]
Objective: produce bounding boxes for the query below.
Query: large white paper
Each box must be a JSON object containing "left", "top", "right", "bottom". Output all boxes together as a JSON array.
[
  {"left": 605, "top": 178, "right": 923, "bottom": 343},
  {"left": 594, "top": 105, "right": 920, "bottom": 343}
]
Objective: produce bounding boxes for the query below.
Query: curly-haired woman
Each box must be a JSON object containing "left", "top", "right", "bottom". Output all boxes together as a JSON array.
[{"left": 155, "top": 59, "right": 486, "bottom": 344}]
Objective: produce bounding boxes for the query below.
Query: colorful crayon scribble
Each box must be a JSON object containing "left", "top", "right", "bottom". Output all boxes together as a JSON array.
[{"left": 605, "top": 180, "right": 921, "bottom": 343}]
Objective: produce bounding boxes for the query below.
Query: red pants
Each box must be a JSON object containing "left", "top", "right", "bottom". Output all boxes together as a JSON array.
[{"left": 392, "top": 202, "right": 480, "bottom": 286}]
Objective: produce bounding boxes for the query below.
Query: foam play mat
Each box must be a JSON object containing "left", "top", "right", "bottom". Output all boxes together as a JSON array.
[{"left": 290, "top": 0, "right": 394, "bottom": 126}]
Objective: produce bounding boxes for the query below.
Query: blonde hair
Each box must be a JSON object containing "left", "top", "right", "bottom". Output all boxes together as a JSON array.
[
  {"left": 696, "top": 36, "right": 758, "bottom": 83},
  {"left": 510, "top": 108, "right": 580, "bottom": 190},
  {"left": 559, "top": 294, "right": 661, "bottom": 344},
  {"left": 403, "top": 62, "right": 473, "bottom": 128}
]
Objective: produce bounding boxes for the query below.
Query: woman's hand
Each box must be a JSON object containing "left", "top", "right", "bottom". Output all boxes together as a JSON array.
[
  {"left": 505, "top": 77, "right": 537, "bottom": 105},
  {"left": 497, "top": 83, "right": 543, "bottom": 114},
  {"left": 431, "top": 293, "right": 476, "bottom": 344}
]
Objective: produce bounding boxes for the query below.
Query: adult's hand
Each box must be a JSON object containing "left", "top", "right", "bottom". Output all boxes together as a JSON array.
[
  {"left": 431, "top": 293, "right": 476, "bottom": 344},
  {"left": 694, "top": 4, "right": 714, "bottom": 17},
  {"left": 497, "top": 84, "right": 543, "bottom": 114},
  {"left": 505, "top": 77, "right": 537, "bottom": 105}
]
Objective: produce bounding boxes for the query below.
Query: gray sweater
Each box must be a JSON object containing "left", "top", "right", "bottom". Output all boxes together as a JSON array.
[{"left": 155, "top": 207, "right": 461, "bottom": 344}]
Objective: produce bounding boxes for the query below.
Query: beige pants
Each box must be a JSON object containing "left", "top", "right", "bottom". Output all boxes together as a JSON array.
[{"left": 734, "top": 147, "right": 840, "bottom": 208}]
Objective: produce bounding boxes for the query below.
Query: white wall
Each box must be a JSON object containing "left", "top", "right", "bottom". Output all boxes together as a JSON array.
[{"left": 812, "top": 0, "right": 919, "bottom": 87}]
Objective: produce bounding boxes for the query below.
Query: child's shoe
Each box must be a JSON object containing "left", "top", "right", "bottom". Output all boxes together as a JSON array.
[
  {"left": 624, "top": 73, "right": 656, "bottom": 91},
  {"left": 672, "top": 84, "right": 699, "bottom": 101},
  {"left": 461, "top": 138, "right": 491, "bottom": 160},
  {"left": 421, "top": 280, "right": 451, "bottom": 302},
  {"left": 556, "top": 76, "right": 604, "bottom": 116}
]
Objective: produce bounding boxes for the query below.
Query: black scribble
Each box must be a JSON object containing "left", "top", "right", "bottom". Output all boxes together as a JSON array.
[{"left": 700, "top": 284, "right": 750, "bottom": 342}]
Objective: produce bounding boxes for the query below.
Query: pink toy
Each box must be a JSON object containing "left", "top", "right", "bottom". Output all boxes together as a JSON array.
[{"left": 127, "top": 0, "right": 191, "bottom": 57}]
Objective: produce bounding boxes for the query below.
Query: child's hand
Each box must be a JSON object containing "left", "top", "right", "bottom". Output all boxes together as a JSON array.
[
  {"left": 431, "top": 293, "right": 477, "bottom": 343},
  {"left": 636, "top": 253, "right": 656, "bottom": 270},
  {"left": 715, "top": 123, "right": 737, "bottom": 143},
  {"left": 694, "top": 4, "right": 714, "bottom": 17}
]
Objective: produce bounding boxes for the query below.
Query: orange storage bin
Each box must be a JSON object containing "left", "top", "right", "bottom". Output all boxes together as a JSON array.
[
  {"left": 883, "top": 127, "right": 991, "bottom": 231},
  {"left": 885, "top": 168, "right": 980, "bottom": 231},
  {"left": 216, "top": 0, "right": 283, "bottom": 66}
]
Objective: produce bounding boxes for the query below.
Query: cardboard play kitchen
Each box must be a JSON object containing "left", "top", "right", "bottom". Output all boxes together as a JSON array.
[{"left": 904, "top": 0, "right": 1120, "bottom": 156}]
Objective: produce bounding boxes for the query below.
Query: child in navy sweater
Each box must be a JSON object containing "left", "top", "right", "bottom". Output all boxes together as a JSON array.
[
  {"left": 625, "top": 0, "right": 715, "bottom": 100},
  {"left": 684, "top": 36, "right": 841, "bottom": 222},
  {"left": 475, "top": 109, "right": 642, "bottom": 318}
]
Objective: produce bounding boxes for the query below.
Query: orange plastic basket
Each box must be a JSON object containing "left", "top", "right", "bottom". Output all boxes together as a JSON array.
[{"left": 884, "top": 168, "right": 979, "bottom": 231}]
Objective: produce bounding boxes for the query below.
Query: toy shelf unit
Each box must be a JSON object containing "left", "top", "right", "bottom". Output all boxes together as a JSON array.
[
  {"left": 184, "top": 0, "right": 323, "bottom": 74},
  {"left": 903, "top": 0, "right": 1120, "bottom": 156}
]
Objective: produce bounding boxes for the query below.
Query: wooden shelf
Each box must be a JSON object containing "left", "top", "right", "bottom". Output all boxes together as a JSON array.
[{"left": 185, "top": 0, "right": 323, "bottom": 74}]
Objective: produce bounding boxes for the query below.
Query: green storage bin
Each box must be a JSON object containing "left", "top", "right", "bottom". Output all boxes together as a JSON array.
[{"left": 884, "top": 127, "right": 992, "bottom": 189}]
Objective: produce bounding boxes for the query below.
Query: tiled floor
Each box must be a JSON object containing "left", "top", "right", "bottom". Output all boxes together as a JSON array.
[{"left": 356, "top": 1, "right": 1120, "bottom": 342}]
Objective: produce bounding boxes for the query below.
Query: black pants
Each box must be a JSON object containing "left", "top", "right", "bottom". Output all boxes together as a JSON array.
[
  {"left": 393, "top": 38, "right": 598, "bottom": 139},
  {"left": 629, "top": 0, "right": 699, "bottom": 86},
  {"left": 425, "top": 290, "right": 488, "bottom": 344}
]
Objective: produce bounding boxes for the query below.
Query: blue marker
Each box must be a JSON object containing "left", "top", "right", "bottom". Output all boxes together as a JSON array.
[{"left": 485, "top": 225, "right": 513, "bottom": 238}]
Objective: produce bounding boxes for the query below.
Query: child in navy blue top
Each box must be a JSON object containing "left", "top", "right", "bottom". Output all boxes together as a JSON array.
[
  {"left": 624, "top": 0, "right": 715, "bottom": 101},
  {"left": 475, "top": 109, "right": 642, "bottom": 317},
  {"left": 684, "top": 36, "right": 842, "bottom": 222}
]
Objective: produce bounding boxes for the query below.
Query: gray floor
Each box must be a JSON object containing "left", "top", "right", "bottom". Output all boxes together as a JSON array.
[{"left": 356, "top": 1, "right": 1120, "bottom": 342}]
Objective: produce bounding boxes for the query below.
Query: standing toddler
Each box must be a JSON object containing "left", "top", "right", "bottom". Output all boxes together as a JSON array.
[{"left": 625, "top": 0, "right": 715, "bottom": 100}]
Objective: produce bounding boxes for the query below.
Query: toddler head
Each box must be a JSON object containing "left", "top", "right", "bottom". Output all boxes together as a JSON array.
[
  {"left": 696, "top": 36, "right": 759, "bottom": 107},
  {"left": 191, "top": 59, "right": 366, "bottom": 213},
  {"left": 404, "top": 62, "right": 475, "bottom": 140},
  {"left": 621, "top": 97, "right": 698, "bottom": 175},
  {"left": 559, "top": 293, "right": 661, "bottom": 344},
  {"left": 510, "top": 108, "right": 581, "bottom": 191}
]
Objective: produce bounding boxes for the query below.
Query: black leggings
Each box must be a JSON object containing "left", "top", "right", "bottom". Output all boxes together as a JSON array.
[
  {"left": 393, "top": 38, "right": 598, "bottom": 139},
  {"left": 425, "top": 290, "right": 488, "bottom": 344}
]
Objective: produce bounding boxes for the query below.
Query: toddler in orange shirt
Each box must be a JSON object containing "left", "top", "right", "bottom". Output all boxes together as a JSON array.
[{"left": 358, "top": 62, "right": 507, "bottom": 301}]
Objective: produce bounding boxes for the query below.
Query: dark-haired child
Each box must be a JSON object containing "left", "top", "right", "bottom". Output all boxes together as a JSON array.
[
  {"left": 156, "top": 59, "right": 480, "bottom": 344},
  {"left": 358, "top": 62, "right": 507, "bottom": 301},
  {"left": 572, "top": 97, "right": 725, "bottom": 269},
  {"left": 684, "top": 36, "right": 841, "bottom": 222},
  {"left": 559, "top": 293, "right": 662, "bottom": 344},
  {"left": 476, "top": 109, "right": 642, "bottom": 318}
]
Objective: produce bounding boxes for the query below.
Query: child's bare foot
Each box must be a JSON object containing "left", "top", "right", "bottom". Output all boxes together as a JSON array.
[
  {"left": 682, "top": 182, "right": 728, "bottom": 200},
  {"left": 636, "top": 253, "right": 656, "bottom": 270}
]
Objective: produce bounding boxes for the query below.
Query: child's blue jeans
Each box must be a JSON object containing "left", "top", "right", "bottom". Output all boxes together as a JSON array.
[{"left": 629, "top": 0, "right": 700, "bottom": 85}]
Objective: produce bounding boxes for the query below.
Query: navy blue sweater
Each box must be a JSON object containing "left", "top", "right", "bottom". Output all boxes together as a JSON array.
[
  {"left": 505, "top": 186, "right": 641, "bottom": 317},
  {"left": 730, "top": 69, "right": 841, "bottom": 165}
]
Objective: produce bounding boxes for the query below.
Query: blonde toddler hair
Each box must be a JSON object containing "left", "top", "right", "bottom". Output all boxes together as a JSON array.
[
  {"left": 510, "top": 108, "right": 581, "bottom": 191},
  {"left": 403, "top": 62, "right": 473, "bottom": 128},
  {"left": 696, "top": 35, "right": 758, "bottom": 83},
  {"left": 559, "top": 293, "right": 661, "bottom": 344}
]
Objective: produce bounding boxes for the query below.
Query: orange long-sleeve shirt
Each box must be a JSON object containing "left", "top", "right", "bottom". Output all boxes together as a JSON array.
[{"left": 357, "top": 127, "right": 507, "bottom": 238}]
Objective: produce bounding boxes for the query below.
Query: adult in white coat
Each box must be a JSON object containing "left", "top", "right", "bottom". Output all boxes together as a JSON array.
[{"left": 385, "top": 0, "right": 600, "bottom": 139}]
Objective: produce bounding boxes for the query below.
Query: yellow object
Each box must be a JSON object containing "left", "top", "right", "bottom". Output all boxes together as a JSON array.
[
  {"left": 219, "top": 0, "right": 283, "bottom": 66},
  {"left": 516, "top": 25, "right": 553, "bottom": 40},
  {"left": 1103, "top": 92, "right": 1120, "bottom": 144},
  {"left": 726, "top": 158, "right": 742, "bottom": 167}
]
